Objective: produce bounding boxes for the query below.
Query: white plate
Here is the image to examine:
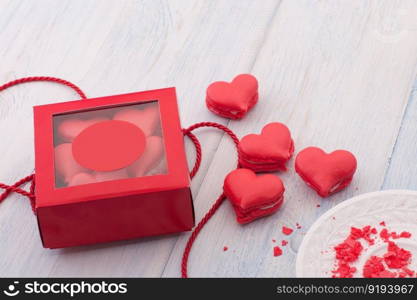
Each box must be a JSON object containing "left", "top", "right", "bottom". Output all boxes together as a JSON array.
[{"left": 296, "top": 190, "right": 417, "bottom": 277}]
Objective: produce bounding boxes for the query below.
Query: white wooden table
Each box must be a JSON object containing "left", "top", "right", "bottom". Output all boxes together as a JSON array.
[{"left": 1, "top": 0, "right": 417, "bottom": 277}]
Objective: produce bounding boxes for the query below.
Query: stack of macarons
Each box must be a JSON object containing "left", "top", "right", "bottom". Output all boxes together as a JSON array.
[
  {"left": 238, "top": 122, "right": 294, "bottom": 172},
  {"left": 206, "top": 74, "right": 258, "bottom": 119},
  {"left": 223, "top": 168, "right": 285, "bottom": 224}
]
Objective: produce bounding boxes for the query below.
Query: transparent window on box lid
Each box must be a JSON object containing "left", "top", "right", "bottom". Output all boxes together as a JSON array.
[{"left": 52, "top": 101, "right": 167, "bottom": 188}]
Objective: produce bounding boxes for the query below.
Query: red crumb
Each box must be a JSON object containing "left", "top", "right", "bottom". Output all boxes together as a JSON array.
[
  {"left": 380, "top": 228, "right": 411, "bottom": 241},
  {"left": 363, "top": 242, "right": 413, "bottom": 277},
  {"left": 399, "top": 272, "right": 407, "bottom": 278},
  {"left": 399, "top": 231, "right": 412, "bottom": 239},
  {"left": 316, "top": 204, "right": 321, "bottom": 208},
  {"left": 379, "top": 270, "right": 398, "bottom": 278},
  {"left": 334, "top": 237, "right": 363, "bottom": 263},
  {"left": 273, "top": 246, "right": 282, "bottom": 257},
  {"left": 332, "top": 222, "right": 415, "bottom": 278},
  {"left": 347, "top": 226, "right": 376, "bottom": 245},
  {"left": 332, "top": 261, "right": 356, "bottom": 278},
  {"left": 361, "top": 226, "right": 377, "bottom": 245},
  {"left": 391, "top": 232, "right": 399, "bottom": 239},
  {"left": 363, "top": 256, "right": 385, "bottom": 278},
  {"left": 380, "top": 228, "right": 390, "bottom": 242},
  {"left": 332, "top": 226, "right": 379, "bottom": 277},
  {"left": 272, "top": 239, "right": 276, "bottom": 243},
  {"left": 383, "top": 242, "right": 411, "bottom": 269},
  {"left": 332, "top": 217, "right": 336, "bottom": 220},
  {"left": 223, "top": 246, "right": 228, "bottom": 252},
  {"left": 282, "top": 226, "right": 293, "bottom": 235},
  {"left": 402, "top": 267, "right": 415, "bottom": 277},
  {"left": 281, "top": 240, "right": 288, "bottom": 246},
  {"left": 350, "top": 227, "right": 363, "bottom": 239},
  {"left": 296, "top": 223, "right": 302, "bottom": 229}
]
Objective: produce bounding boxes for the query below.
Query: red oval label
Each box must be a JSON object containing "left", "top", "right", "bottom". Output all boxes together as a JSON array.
[{"left": 72, "top": 120, "right": 146, "bottom": 172}]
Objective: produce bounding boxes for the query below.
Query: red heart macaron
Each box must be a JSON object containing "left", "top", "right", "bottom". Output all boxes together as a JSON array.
[
  {"left": 67, "top": 169, "right": 130, "bottom": 187},
  {"left": 128, "top": 136, "right": 164, "bottom": 177},
  {"left": 68, "top": 172, "right": 96, "bottom": 187},
  {"left": 238, "top": 122, "right": 294, "bottom": 172},
  {"left": 94, "top": 168, "right": 129, "bottom": 182},
  {"left": 295, "top": 147, "right": 357, "bottom": 197},
  {"left": 223, "top": 168, "right": 285, "bottom": 224},
  {"left": 57, "top": 117, "right": 109, "bottom": 142},
  {"left": 206, "top": 74, "right": 258, "bottom": 119},
  {"left": 54, "top": 143, "right": 88, "bottom": 184},
  {"left": 113, "top": 105, "right": 160, "bottom": 136}
]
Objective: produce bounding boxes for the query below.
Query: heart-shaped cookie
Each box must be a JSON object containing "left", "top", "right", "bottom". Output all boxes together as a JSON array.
[
  {"left": 145, "top": 159, "right": 167, "bottom": 176},
  {"left": 295, "top": 147, "right": 357, "bottom": 197},
  {"left": 67, "top": 169, "right": 130, "bottom": 187},
  {"left": 206, "top": 74, "right": 258, "bottom": 119},
  {"left": 55, "top": 143, "right": 88, "bottom": 184},
  {"left": 128, "top": 136, "right": 164, "bottom": 177},
  {"left": 223, "top": 168, "right": 285, "bottom": 224},
  {"left": 94, "top": 168, "right": 129, "bottom": 182},
  {"left": 57, "top": 117, "right": 108, "bottom": 142},
  {"left": 238, "top": 122, "right": 294, "bottom": 172},
  {"left": 68, "top": 172, "right": 96, "bottom": 187},
  {"left": 113, "top": 105, "right": 160, "bottom": 136}
]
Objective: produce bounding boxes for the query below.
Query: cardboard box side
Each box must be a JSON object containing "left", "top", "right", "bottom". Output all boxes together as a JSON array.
[{"left": 37, "top": 187, "right": 194, "bottom": 248}]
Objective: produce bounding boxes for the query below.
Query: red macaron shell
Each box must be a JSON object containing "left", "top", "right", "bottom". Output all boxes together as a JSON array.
[
  {"left": 57, "top": 117, "right": 109, "bottom": 142},
  {"left": 94, "top": 168, "right": 130, "bottom": 183},
  {"left": 145, "top": 158, "right": 167, "bottom": 176},
  {"left": 113, "top": 105, "right": 160, "bottom": 137},
  {"left": 295, "top": 147, "right": 357, "bottom": 197},
  {"left": 67, "top": 172, "right": 96, "bottom": 187},
  {"left": 238, "top": 122, "right": 294, "bottom": 172},
  {"left": 67, "top": 169, "right": 130, "bottom": 187},
  {"left": 54, "top": 143, "right": 88, "bottom": 184},
  {"left": 206, "top": 74, "right": 258, "bottom": 119},
  {"left": 223, "top": 168, "right": 285, "bottom": 224},
  {"left": 233, "top": 198, "right": 284, "bottom": 224},
  {"left": 128, "top": 136, "right": 165, "bottom": 177}
]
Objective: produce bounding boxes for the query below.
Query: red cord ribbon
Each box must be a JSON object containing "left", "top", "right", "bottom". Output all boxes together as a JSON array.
[
  {"left": 181, "top": 122, "right": 240, "bottom": 278},
  {"left": 0, "top": 76, "right": 87, "bottom": 99},
  {"left": 0, "top": 77, "right": 88, "bottom": 212}
]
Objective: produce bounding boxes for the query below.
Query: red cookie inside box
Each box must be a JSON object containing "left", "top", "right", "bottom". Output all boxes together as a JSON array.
[{"left": 34, "top": 88, "right": 194, "bottom": 248}]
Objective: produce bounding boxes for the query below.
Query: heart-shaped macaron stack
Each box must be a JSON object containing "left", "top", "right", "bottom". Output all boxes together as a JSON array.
[
  {"left": 54, "top": 102, "right": 166, "bottom": 187},
  {"left": 295, "top": 147, "right": 357, "bottom": 197},
  {"left": 221, "top": 122, "right": 292, "bottom": 223},
  {"left": 206, "top": 74, "right": 258, "bottom": 119},
  {"left": 238, "top": 122, "right": 294, "bottom": 172},
  {"left": 223, "top": 168, "right": 285, "bottom": 224}
]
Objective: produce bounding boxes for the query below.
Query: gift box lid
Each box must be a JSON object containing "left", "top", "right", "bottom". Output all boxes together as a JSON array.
[{"left": 33, "top": 87, "right": 190, "bottom": 208}]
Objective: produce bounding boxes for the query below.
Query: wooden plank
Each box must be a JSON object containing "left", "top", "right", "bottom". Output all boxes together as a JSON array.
[
  {"left": 162, "top": 0, "right": 417, "bottom": 277},
  {"left": 0, "top": 0, "right": 280, "bottom": 276},
  {"left": 382, "top": 77, "right": 417, "bottom": 190}
]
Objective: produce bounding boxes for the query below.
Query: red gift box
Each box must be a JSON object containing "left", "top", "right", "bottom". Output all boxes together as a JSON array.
[{"left": 33, "top": 88, "right": 194, "bottom": 248}]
